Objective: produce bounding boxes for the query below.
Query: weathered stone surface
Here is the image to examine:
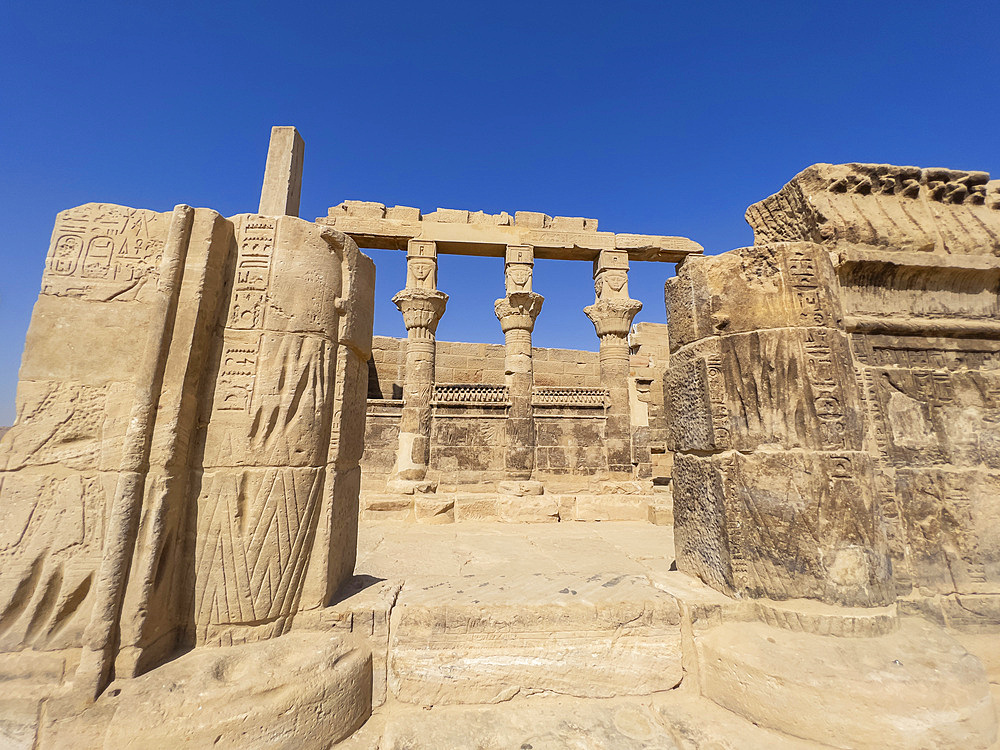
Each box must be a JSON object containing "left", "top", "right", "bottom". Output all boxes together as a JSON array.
[
  {"left": 745, "top": 163, "right": 1000, "bottom": 256},
  {"left": 42, "top": 632, "right": 371, "bottom": 749},
  {"left": 0, "top": 188, "right": 375, "bottom": 741},
  {"left": 673, "top": 450, "right": 892, "bottom": 607},
  {"left": 698, "top": 619, "right": 997, "bottom": 749},
  {"left": 388, "top": 571, "right": 682, "bottom": 705}
]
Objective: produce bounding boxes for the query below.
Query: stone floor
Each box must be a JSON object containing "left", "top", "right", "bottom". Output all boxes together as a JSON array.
[
  {"left": 324, "top": 521, "right": 1000, "bottom": 749},
  {"left": 329, "top": 522, "right": 816, "bottom": 748}
]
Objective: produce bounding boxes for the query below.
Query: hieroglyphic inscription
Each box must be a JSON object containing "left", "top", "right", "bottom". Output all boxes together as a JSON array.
[
  {"left": 720, "top": 454, "right": 747, "bottom": 588},
  {"left": 42, "top": 204, "right": 167, "bottom": 300},
  {"left": 803, "top": 330, "right": 848, "bottom": 449},
  {"left": 704, "top": 355, "right": 730, "bottom": 448},
  {"left": 229, "top": 218, "right": 276, "bottom": 330},
  {"left": 215, "top": 332, "right": 261, "bottom": 412},
  {"left": 785, "top": 246, "right": 827, "bottom": 325}
]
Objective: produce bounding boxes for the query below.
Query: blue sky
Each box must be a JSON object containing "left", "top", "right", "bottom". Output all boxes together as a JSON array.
[{"left": 1, "top": 2, "right": 998, "bottom": 425}]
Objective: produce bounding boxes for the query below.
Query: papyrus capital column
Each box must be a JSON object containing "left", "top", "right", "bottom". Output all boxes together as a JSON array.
[
  {"left": 585, "top": 249, "right": 641, "bottom": 474},
  {"left": 391, "top": 241, "right": 447, "bottom": 482},
  {"left": 495, "top": 246, "right": 543, "bottom": 480}
]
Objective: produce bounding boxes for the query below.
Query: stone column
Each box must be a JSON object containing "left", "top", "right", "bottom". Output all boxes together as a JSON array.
[
  {"left": 494, "top": 245, "right": 543, "bottom": 481},
  {"left": 390, "top": 240, "right": 447, "bottom": 484},
  {"left": 585, "top": 249, "right": 642, "bottom": 475}
]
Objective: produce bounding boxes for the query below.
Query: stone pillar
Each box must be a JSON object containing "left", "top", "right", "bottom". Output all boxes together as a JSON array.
[
  {"left": 390, "top": 240, "right": 447, "bottom": 483},
  {"left": 494, "top": 245, "right": 543, "bottom": 480},
  {"left": 585, "top": 249, "right": 642, "bottom": 475},
  {"left": 258, "top": 126, "right": 304, "bottom": 217}
]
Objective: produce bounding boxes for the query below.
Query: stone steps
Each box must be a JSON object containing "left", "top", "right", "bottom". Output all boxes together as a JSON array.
[{"left": 386, "top": 571, "right": 684, "bottom": 705}]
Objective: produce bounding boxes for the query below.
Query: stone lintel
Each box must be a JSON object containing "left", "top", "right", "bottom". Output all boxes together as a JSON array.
[{"left": 317, "top": 207, "right": 702, "bottom": 263}]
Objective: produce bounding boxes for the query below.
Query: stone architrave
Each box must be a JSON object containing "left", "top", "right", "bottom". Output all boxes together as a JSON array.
[
  {"left": 494, "top": 245, "right": 543, "bottom": 480},
  {"left": 258, "top": 126, "right": 305, "bottom": 217},
  {"left": 585, "top": 249, "right": 642, "bottom": 474},
  {"left": 0, "top": 203, "right": 374, "bottom": 700},
  {"left": 390, "top": 240, "right": 447, "bottom": 483}
]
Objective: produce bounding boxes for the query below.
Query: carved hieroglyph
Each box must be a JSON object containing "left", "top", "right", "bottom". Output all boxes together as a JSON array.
[
  {"left": 0, "top": 204, "right": 374, "bottom": 695},
  {"left": 668, "top": 163, "right": 1000, "bottom": 623}
]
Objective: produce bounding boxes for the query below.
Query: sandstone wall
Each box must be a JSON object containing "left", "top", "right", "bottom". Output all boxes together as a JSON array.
[
  {"left": 0, "top": 203, "right": 374, "bottom": 694},
  {"left": 668, "top": 163, "right": 1000, "bottom": 626},
  {"left": 367, "top": 336, "right": 600, "bottom": 397}
]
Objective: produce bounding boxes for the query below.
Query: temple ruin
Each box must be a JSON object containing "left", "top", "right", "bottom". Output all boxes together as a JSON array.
[{"left": 0, "top": 127, "right": 998, "bottom": 749}]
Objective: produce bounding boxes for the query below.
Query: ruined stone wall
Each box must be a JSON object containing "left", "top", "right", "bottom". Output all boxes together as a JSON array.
[
  {"left": 668, "top": 163, "right": 1000, "bottom": 627},
  {"left": 0, "top": 202, "right": 374, "bottom": 693}
]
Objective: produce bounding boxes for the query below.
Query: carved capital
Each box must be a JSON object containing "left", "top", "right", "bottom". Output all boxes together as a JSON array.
[
  {"left": 494, "top": 292, "right": 544, "bottom": 333},
  {"left": 392, "top": 287, "right": 448, "bottom": 337},
  {"left": 585, "top": 298, "right": 642, "bottom": 341}
]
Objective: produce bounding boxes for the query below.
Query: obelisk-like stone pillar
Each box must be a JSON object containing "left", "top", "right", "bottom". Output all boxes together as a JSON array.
[
  {"left": 585, "top": 249, "right": 642, "bottom": 475},
  {"left": 391, "top": 240, "right": 447, "bottom": 483},
  {"left": 258, "top": 126, "right": 304, "bottom": 217},
  {"left": 494, "top": 245, "right": 543, "bottom": 480}
]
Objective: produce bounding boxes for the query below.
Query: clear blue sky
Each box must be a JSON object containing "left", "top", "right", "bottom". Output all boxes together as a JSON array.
[{"left": 2, "top": 2, "right": 998, "bottom": 425}]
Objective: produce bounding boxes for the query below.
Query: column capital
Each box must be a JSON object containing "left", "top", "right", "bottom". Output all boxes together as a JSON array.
[
  {"left": 392, "top": 287, "right": 448, "bottom": 337},
  {"left": 505, "top": 244, "right": 535, "bottom": 295},
  {"left": 495, "top": 291, "right": 544, "bottom": 333},
  {"left": 405, "top": 239, "right": 438, "bottom": 290},
  {"left": 585, "top": 298, "right": 642, "bottom": 341}
]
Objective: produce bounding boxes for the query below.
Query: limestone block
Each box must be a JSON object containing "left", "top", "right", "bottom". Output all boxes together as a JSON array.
[
  {"left": 665, "top": 242, "right": 842, "bottom": 351},
  {"left": 666, "top": 327, "right": 865, "bottom": 453},
  {"left": 497, "top": 480, "right": 544, "bottom": 496},
  {"left": 388, "top": 572, "right": 683, "bottom": 705},
  {"left": 673, "top": 450, "right": 894, "bottom": 607},
  {"left": 696, "top": 618, "right": 997, "bottom": 749},
  {"left": 42, "top": 633, "right": 372, "bottom": 749}
]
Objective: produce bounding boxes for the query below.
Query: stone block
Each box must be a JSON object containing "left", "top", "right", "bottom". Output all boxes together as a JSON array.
[
  {"left": 746, "top": 162, "right": 1000, "bottom": 257},
  {"left": 388, "top": 573, "right": 683, "bottom": 705},
  {"left": 514, "top": 211, "right": 551, "bottom": 228},
  {"left": 666, "top": 327, "right": 864, "bottom": 453},
  {"left": 362, "top": 495, "right": 414, "bottom": 521},
  {"left": 423, "top": 208, "right": 469, "bottom": 223},
  {"left": 497, "top": 480, "right": 544, "bottom": 496},
  {"left": 550, "top": 216, "right": 586, "bottom": 231},
  {"left": 673, "top": 450, "right": 894, "bottom": 607},
  {"left": 342, "top": 200, "right": 386, "bottom": 219},
  {"left": 666, "top": 242, "right": 841, "bottom": 351},
  {"left": 453, "top": 494, "right": 501, "bottom": 522},
  {"left": 413, "top": 497, "right": 455, "bottom": 524},
  {"left": 385, "top": 205, "right": 420, "bottom": 222},
  {"left": 497, "top": 494, "right": 560, "bottom": 523},
  {"left": 896, "top": 468, "right": 1000, "bottom": 597},
  {"left": 574, "top": 494, "right": 650, "bottom": 522},
  {"left": 696, "top": 618, "right": 997, "bottom": 750}
]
